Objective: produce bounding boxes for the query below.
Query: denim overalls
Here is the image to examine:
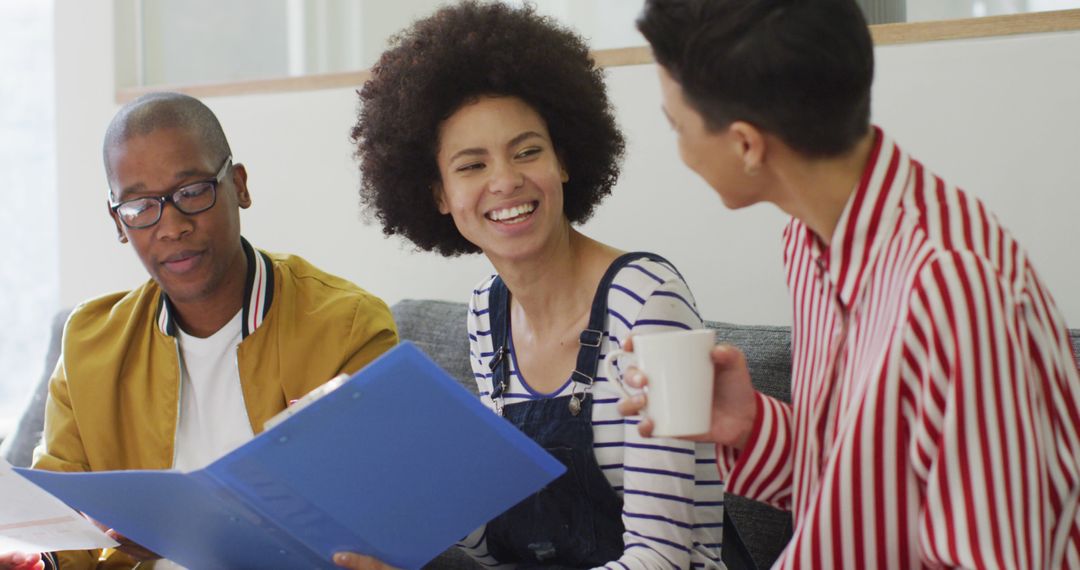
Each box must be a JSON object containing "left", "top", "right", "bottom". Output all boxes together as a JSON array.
[
  {"left": 482, "top": 253, "right": 653, "bottom": 566},
  {"left": 483, "top": 252, "right": 758, "bottom": 569}
]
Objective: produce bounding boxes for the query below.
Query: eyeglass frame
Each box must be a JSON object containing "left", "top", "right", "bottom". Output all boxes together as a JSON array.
[{"left": 108, "top": 155, "right": 233, "bottom": 230}]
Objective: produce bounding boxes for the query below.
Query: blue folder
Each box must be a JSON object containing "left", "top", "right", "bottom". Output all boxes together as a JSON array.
[{"left": 16, "top": 342, "right": 565, "bottom": 569}]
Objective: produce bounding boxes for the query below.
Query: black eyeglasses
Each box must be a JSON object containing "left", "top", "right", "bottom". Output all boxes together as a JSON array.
[{"left": 109, "top": 155, "right": 232, "bottom": 230}]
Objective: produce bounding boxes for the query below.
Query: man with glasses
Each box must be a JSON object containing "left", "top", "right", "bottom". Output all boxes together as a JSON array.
[{"left": 9, "top": 92, "right": 398, "bottom": 570}]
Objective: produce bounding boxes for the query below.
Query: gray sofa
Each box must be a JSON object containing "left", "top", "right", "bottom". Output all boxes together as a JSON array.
[{"left": 5, "top": 301, "right": 1079, "bottom": 569}]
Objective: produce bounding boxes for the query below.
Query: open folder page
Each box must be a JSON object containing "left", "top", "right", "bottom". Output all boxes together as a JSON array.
[
  {"left": 16, "top": 342, "right": 565, "bottom": 569},
  {"left": 0, "top": 457, "right": 117, "bottom": 553}
]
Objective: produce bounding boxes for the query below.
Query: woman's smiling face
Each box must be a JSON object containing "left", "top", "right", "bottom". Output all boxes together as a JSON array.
[{"left": 435, "top": 95, "right": 570, "bottom": 263}]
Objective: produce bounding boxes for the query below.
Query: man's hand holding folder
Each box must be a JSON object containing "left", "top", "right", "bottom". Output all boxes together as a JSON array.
[{"left": 84, "top": 515, "right": 160, "bottom": 562}]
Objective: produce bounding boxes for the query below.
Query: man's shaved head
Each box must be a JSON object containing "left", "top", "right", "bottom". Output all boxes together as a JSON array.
[{"left": 103, "top": 92, "right": 232, "bottom": 192}]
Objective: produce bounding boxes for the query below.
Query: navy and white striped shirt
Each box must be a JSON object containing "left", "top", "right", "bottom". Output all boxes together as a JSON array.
[{"left": 459, "top": 257, "right": 724, "bottom": 569}]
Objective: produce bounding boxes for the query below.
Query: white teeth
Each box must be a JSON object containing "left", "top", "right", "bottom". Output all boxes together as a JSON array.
[{"left": 487, "top": 202, "right": 536, "bottom": 222}]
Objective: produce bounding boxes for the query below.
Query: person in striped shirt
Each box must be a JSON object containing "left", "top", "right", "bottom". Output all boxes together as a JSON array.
[
  {"left": 347, "top": 2, "right": 729, "bottom": 568},
  {"left": 616, "top": 0, "right": 1080, "bottom": 568}
]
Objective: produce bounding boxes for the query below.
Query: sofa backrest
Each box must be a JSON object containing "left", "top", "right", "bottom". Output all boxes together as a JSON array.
[
  {"left": 391, "top": 299, "right": 478, "bottom": 396},
  {"left": 389, "top": 300, "right": 802, "bottom": 402}
]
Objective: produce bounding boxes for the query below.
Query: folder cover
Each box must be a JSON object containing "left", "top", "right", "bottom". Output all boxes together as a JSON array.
[{"left": 16, "top": 342, "right": 565, "bottom": 569}]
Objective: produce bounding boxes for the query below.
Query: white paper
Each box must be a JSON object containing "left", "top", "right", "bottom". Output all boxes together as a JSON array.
[{"left": 0, "top": 458, "right": 118, "bottom": 553}]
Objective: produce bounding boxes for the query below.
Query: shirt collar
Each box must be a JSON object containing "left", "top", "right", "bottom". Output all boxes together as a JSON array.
[
  {"left": 806, "top": 127, "right": 913, "bottom": 309},
  {"left": 156, "top": 236, "right": 275, "bottom": 338}
]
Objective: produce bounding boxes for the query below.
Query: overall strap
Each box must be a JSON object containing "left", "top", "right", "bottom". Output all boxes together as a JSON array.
[
  {"left": 487, "top": 276, "right": 512, "bottom": 401},
  {"left": 571, "top": 252, "right": 679, "bottom": 387}
]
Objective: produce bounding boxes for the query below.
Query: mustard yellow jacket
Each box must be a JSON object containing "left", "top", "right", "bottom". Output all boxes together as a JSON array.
[{"left": 33, "top": 240, "right": 397, "bottom": 569}]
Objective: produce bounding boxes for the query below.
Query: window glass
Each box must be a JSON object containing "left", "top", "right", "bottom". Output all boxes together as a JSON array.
[
  {"left": 0, "top": 0, "right": 59, "bottom": 437},
  {"left": 118, "top": 0, "right": 647, "bottom": 87},
  {"left": 118, "top": 0, "right": 1080, "bottom": 88}
]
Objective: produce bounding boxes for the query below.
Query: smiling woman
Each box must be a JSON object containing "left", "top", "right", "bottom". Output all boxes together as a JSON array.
[{"left": 347, "top": 2, "right": 743, "bottom": 568}]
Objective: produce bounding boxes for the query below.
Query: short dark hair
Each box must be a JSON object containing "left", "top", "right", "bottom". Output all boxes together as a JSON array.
[
  {"left": 103, "top": 92, "right": 232, "bottom": 190},
  {"left": 352, "top": 1, "right": 625, "bottom": 256},
  {"left": 638, "top": 0, "right": 874, "bottom": 157}
]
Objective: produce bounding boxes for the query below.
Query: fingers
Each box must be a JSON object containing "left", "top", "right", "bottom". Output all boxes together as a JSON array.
[
  {"left": 105, "top": 530, "right": 160, "bottom": 561},
  {"left": 623, "top": 335, "right": 635, "bottom": 352},
  {"left": 617, "top": 383, "right": 656, "bottom": 439},
  {"left": 0, "top": 552, "right": 43, "bottom": 570},
  {"left": 616, "top": 392, "right": 646, "bottom": 417},
  {"left": 84, "top": 514, "right": 108, "bottom": 533},
  {"left": 623, "top": 368, "right": 647, "bottom": 389},
  {"left": 710, "top": 344, "right": 747, "bottom": 369},
  {"left": 118, "top": 544, "right": 160, "bottom": 562},
  {"left": 333, "top": 552, "right": 397, "bottom": 570},
  {"left": 0, "top": 553, "right": 31, "bottom": 566},
  {"left": 81, "top": 515, "right": 159, "bottom": 562},
  {"left": 22, "top": 559, "right": 45, "bottom": 570},
  {"left": 636, "top": 416, "right": 655, "bottom": 439},
  {"left": 616, "top": 368, "right": 649, "bottom": 418}
]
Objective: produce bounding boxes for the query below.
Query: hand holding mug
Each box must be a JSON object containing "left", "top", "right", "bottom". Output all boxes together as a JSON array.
[
  {"left": 615, "top": 337, "right": 759, "bottom": 450},
  {"left": 605, "top": 329, "right": 716, "bottom": 437}
]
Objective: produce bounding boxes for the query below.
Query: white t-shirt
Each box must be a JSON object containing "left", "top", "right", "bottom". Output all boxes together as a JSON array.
[
  {"left": 155, "top": 311, "right": 253, "bottom": 569},
  {"left": 172, "top": 310, "right": 254, "bottom": 471}
]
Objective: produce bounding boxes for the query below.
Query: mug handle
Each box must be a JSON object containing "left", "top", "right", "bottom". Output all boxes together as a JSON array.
[{"left": 603, "top": 349, "right": 637, "bottom": 398}]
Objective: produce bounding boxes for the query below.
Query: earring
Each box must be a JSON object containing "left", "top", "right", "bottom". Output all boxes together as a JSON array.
[{"left": 744, "top": 163, "right": 760, "bottom": 176}]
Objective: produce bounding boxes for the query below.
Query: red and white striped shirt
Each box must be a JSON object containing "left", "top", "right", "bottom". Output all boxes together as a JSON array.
[{"left": 719, "top": 128, "right": 1080, "bottom": 569}]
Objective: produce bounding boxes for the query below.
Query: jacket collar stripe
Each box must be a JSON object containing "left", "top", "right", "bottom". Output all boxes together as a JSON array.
[
  {"left": 246, "top": 248, "right": 268, "bottom": 336},
  {"left": 157, "top": 294, "right": 170, "bottom": 335},
  {"left": 240, "top": 237, "right": 274, "bottom": 338}
]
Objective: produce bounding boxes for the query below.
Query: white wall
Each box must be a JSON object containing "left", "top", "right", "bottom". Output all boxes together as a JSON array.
[
  {"left": 873, "top": 32, "right": 1080, "bottom": 325},
  {"left": 55, "top": 1, "right": 1080, "bottom": 328}
]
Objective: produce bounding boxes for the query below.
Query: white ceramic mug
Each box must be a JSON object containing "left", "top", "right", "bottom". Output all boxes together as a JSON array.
[{"left": 604, "top": 328, "right": 715, "bottom": 437}]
